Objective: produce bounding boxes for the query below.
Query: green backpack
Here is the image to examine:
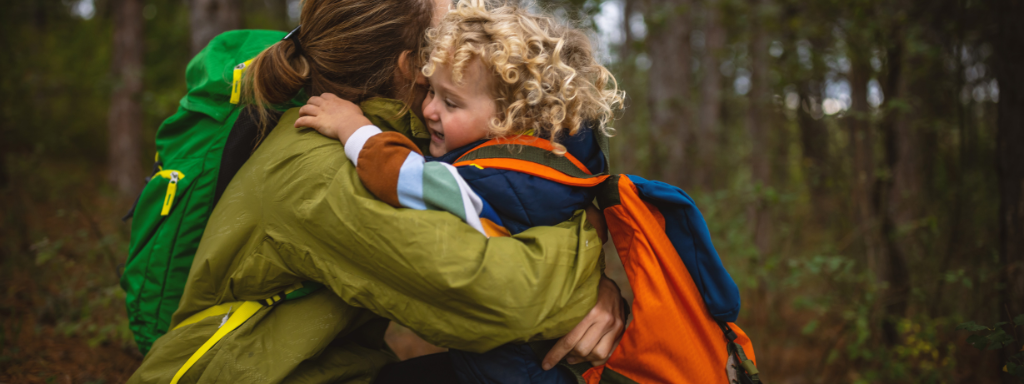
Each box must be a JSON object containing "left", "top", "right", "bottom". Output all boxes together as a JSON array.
[{"left": 122, "top": 29, "right": 298, "bottom": 354}]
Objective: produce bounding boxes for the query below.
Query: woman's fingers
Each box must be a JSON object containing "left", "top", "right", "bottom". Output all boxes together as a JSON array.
[
  {"left": 306, "top": 95, "right": 323, "bottom": 106},
  {"left": 566, "top": 303, "right": 623, "bottom": 364},
  {"left": 542, "top": 320, "right": 591, "bottom": 370},
  {"left": 542, "top": 276, "right": 625, "bottom": 370},
  {"left": 566, "top": 314, "right": 608, "bottom": 360},
  {"left": 587, "top": 329, "right": 622, "bottom": 366}
]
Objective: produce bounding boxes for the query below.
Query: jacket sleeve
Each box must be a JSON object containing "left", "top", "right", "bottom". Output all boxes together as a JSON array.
[
  {"left": 344, "top": 126, "right": 489, "bottom": 236},
  {"left": 264, "top": 111, "right": 604, "bottom": 353}
]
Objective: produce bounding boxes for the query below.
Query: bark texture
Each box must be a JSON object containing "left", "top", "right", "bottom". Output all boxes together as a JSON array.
[
  {"left": 646, "top": 0, "right": 691, "bottom": 187},
  {"left": 617, "top": 0, "right": 638, "bottom": 174},
  {"left": 877, "top": 37, "right": 911, "bottom": 347},
  {"left": 189, "top": 0, "right": 242, "bottom": 55},
  {"left": 745, "top": 0, "right": 772, "bottom": 322},
  {"left": 795, "top": 35, "right": 830, "bottom": 209},
  {"left": 108, "top": 0, "right": 144, "bottom": 196},
  {"left": 747, "top": 0, "right": 771, "bottom": 254},
  {"left": 994, "top": 0, "right": 1024, "bottom": 373},
  {"left": 696, "top": 0, "right": 724, "bottom": 189}
]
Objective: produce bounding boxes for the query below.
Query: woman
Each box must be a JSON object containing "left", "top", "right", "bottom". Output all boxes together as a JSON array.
[{"left": 127, "top": 0, "right": 624, "bottom": 383}]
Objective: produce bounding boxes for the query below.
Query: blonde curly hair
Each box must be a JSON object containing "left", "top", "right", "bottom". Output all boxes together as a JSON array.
[{"left": 422, "top": 0, "right": 624, "bottom": 155}]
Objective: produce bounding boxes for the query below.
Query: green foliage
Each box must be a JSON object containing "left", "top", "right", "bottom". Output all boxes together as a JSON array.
[{"left": 957, "top": 317, "right": 1024, "bottom": 382}]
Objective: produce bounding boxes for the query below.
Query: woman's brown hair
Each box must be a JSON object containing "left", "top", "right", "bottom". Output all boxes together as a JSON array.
[{"left": 243, "top": 0, "right": 437, "bottom": 125}]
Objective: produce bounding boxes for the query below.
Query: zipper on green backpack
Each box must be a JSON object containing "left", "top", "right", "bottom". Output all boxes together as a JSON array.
[
  {"left": 154, "top": 170, "right": 186, "bottom": 216},
  {"left": 230, "top": 60, "right": 253, "bottom": 104}
]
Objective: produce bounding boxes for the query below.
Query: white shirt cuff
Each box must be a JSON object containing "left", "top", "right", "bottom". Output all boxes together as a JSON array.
[{"left": 344, "top": 125, "right": 383, "bottom": 166}]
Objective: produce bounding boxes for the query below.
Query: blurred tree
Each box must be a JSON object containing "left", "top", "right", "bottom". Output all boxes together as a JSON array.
[
  {"left": 993, "top": 0, "right": 1024, "bottom": 380},
  {"left": 614, "top": 0, "right": 640, "bottom": 174},
  {"left": 190, "top": 0, "right": 242, "bottom": 55},
  {"left": 645, "top": 0, "right": 692, "bottom": 187},
  {"left": 876, "top": 18, "right": 910, "bottom": 348},
  {"left": 695, "top": 0, "right": 723, "bottom": 189},
  {"left": 109, "top": 0, "right": 144, "bottom": 196},
  {"left": 792, "top": 34, "right": 830, "bottom": 213},
  {"left": 745, "top": 0, "right": 772, "bottom": 313}
]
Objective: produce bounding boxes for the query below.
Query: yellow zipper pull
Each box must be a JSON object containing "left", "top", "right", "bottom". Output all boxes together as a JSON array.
[
  {"left": 161, "top": 171, "right": 180, "bottom": 216},
  {"left": 229, "top": 59, "right": 253, "bottom": 104}
]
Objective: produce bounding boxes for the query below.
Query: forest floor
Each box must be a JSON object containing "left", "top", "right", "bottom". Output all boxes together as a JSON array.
[
  {"left": 0, "top": 157, "right": 143, "bottom": 383},
  {"left": 0, "top": 277, "right": 142, "bottom": 384}
]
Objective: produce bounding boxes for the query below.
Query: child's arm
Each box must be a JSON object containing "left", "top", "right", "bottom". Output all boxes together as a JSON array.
[{"left": 296, "top": 93, "right": 497, "bottom": 237}]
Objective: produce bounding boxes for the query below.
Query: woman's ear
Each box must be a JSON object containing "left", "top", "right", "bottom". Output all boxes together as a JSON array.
[{"left": 397, "top": 50, "right": 416, "bottom": 83}]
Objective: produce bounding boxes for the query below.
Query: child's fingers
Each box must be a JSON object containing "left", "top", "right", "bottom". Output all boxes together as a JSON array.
[
  {"left": 306, "top": 95, "right": 323, "bottom": 106},
  {"left": 320, "top": 93, "right": 340, "bottom": 103},
  {"left": 294, "top": 115, "right": 318, "bottom": 130},
  {"left": 298, "top": 104, "right": 319, "bottom": 118}
]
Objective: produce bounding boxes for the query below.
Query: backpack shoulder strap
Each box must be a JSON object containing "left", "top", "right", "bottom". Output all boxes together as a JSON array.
[{"left": 452, "top": 136, "right": 610, "bottom": 187}]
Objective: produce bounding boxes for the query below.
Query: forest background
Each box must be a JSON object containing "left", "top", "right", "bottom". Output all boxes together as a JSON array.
[{"left": 1, "top": 0, "right": 1023, "bottom": 383}]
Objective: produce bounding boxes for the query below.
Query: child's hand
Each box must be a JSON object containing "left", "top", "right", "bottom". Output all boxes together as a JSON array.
[{"left": 295, "top": 93, "right": 373, "bottom": 144}]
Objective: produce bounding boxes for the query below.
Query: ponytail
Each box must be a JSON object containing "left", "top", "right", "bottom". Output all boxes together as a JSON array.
[
  {"left": 243, "top": 39, "right": 309, "bottom": 130},
  {"left": 241, "top": 0, "right": 437, "bottom": 138}
]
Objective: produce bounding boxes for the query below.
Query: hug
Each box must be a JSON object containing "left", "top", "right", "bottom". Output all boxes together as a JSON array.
[{"left": 122, "top": 1, "right": 757, "bottom": 383}]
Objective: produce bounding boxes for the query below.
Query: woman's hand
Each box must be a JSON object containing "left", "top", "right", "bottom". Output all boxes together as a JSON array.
[
  {"left": 295, "top": 93, "right": 372, "bottom": 144},
  {"left": 542, "top": 275, "right": 626, "bottom": 370}
]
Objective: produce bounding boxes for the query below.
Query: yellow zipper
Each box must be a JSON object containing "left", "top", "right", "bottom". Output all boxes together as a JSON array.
[
  {"left": 155, "top": 170, "right": 186, "bottom": 216},
  {"left": 230, "top": 59, "right": 253, "bottom": 104}
]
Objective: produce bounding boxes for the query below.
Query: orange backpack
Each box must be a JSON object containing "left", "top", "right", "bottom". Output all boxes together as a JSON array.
[{"left": 454, "top": 137, "right": 761, "bottom": 384}]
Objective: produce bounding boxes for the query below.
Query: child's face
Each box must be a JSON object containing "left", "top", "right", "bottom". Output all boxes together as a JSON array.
[{"left": 422, "top": 59, "right": 496, "bottom": 157}]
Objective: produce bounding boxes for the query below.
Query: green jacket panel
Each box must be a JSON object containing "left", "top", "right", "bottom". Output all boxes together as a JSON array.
[{"left": 130, "top": 101, "right": 604, "bottom": 384}]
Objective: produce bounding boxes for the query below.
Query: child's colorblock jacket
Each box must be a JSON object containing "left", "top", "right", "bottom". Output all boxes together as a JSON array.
[{"left": 344, "top": 124, "right": 607, "bottom": 237}]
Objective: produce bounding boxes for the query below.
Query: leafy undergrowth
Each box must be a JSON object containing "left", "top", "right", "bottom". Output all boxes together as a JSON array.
[{"left": 0, "top": 154, "right": 142, "bottom": 383}]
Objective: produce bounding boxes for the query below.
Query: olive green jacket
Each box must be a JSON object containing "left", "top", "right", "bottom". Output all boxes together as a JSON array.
[{"left": 127, "top": 100, "right": 605, "bottom": 384}]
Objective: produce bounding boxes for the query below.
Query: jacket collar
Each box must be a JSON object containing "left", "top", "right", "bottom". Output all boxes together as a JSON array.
[{"left": 359, "top": 98, "right": 432, "bottom": 154}]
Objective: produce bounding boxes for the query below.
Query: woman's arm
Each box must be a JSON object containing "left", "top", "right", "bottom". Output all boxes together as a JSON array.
[
  {"left": 265, "top": 108, "right": 607, "bottom": 352},
  {"left": 297, "top": 94, "right": 499, "bottom": 236},
  {"left": 296, "top": 95, "right": 624, "bottom": 360}
]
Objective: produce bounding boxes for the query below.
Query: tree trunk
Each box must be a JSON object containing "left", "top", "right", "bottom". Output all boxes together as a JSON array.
[
  {"left": 190, "top": 0, "right": 242, "bottom": 56},
  {"left": 616, "top": 0, "right": 638, "bottom": 174},
  {"left": 108, "top": 0, "right": 144, "bottom": 197},
  {"left": 878, "top": 37, "right": 911, "bottom": 347},
  {"left": 792, "top": 30, "right": 830, "bottom": 214},
  {"left": 646, "top": 0, "right": 691, "bottom": 187},
  {"left": 746, "top": 0, "right": 772, "bottom": 322},
  {"left": 747, "top": 0, "right": 771, "bottom": 193},
  {"left": 797, "top": 78, "right": 828, "bottom": 202},
  {"left": 747, "top": 0, "right": 771, "bottom": 249},
  {"left": 695, "top": 0, "right": 724, "bottom": 190},
  {"left": 994, "top": 1, "right": 1024, "bottom": 378},
  {"left": 847, "top": 50, "right": 879, "bottom": 265}
]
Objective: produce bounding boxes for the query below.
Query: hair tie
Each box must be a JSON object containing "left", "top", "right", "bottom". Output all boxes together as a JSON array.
[{"left": 283, "top": 25, "right": 305, "bottom": 57}]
